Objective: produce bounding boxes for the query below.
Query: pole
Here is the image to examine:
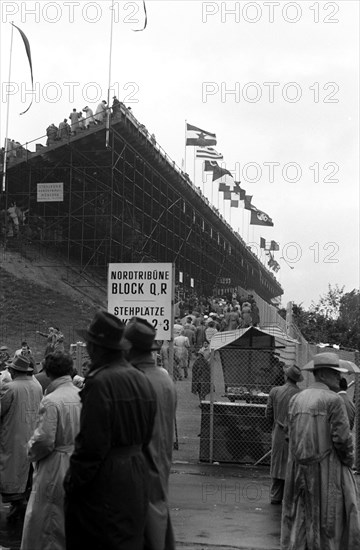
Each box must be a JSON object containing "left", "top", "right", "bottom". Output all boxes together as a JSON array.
[
  {"left": 2, "top": 22, "right": 15, "bottom": 194},
  {"left": 184, "top": 119, "right": 187, "bottom": 173},
  {"left": 209, "top": 348, "right": 215, "bottom": 463},
  {"left": 106, "top": 0, "right": 115, "bottom": 148}
]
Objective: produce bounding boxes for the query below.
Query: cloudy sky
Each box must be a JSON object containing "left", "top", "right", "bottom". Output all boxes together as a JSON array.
[{"left": 1, "top": 1, "right": 359, "bottom": 308}]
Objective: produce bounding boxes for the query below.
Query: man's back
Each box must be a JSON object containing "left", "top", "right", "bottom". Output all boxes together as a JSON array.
[
  {"left": 266, "top": 382, "right": 300, "bottom": 426},
  {"left": 65, "top": 358, "right": 157, "bottom": 550},
  {"left": 288, "top": 383, "right": 353, "bottom": 465},
  {"left": 70, "top": 360, "right": 156, "bottom": 482},
  {"left": 133, "top": 359, "right": 176, "bottom": 485}
]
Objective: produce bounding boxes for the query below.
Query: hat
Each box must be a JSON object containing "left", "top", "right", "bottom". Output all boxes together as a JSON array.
[
  {"left": 302, "top": 352, "right": 348, "bottom": 373},
  {"left": 8, "top": 355, "right": 34, "bottom": 372},
  {"left": 77, "top": 311, "right": 129, "bottom": 351},
  {"left": 285, "top": 365, "right": 303, "bottom": 383},
  {"left": 0, "top": 346, "right": 8, "bottom": 351},
  {"left": 123, "top": 317, "right": 161, "bottom": 351}
]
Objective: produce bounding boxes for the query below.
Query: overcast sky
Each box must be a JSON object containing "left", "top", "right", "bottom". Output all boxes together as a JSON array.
[{"left": 1, "top": 1, "right": 359, "bottom": 308}]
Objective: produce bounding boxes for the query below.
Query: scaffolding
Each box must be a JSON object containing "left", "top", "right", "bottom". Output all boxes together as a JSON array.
[{"left": 0, "top": 106, "right": 283, "bottom": 302}]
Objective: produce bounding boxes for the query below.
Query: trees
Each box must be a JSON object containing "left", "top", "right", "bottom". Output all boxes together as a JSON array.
[{"left": 279, "top": 285, "right": 359, "bottom": 351}]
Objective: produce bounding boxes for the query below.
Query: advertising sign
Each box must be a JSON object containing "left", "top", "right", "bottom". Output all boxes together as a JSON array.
[
  {"left": 108, "top": 262, "right": 174, "bottom": 340},
  {"left": 37, "top": 182, "right": 64, "bottom": 202}
]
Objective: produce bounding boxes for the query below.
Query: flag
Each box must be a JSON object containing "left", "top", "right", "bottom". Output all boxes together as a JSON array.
[
  {"left": 203, "top": 160, "right": 233, "bottom": 182},
  {"left": 218, "top": 182, "right": 230, "bottom": 192},
  {"left": 133, "top": 0, "right": 147, "bottom": 31},
  {"left": 233, "top": 181, "right": 246, "bottom": 200},
  {"left": 250, "top": 208, "right": 274, "bottom": 227},
  {"left": 244, "top": 195, "right": 253, "bottom": 210},
  {"left": 231, "top": 200, "right": 239, "bottom": 208},
  {"left": 186, "top": 123, "right": 217, "bottom": 146},
  {"left": 204, "top": 160, "right": 218, "bottom": 172},
  {"left": 270, "top": 240, "right": 280, "bottom": 251},
  {"left": 223, "top": 191, "right": 232, "bottom": 200},
  {"left": 260, "top": 237, "right": 266, "bottom": 249},
  {"left": 11, "top": 23, "right": 34, "bottom": 115},
  {"left": 196, "top": 146, "right": 223, "bottom": 159}
]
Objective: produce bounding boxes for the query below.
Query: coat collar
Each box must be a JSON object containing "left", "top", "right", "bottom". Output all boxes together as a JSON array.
[
  {"left": 309, "top": 381, "right": 332, "bottom": 391},
  {"left": 45, "top": 375, "right": 73, "bottom": 395}
]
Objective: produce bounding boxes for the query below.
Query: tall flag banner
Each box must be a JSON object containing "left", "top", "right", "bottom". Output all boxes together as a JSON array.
[
  {"left": 270, "top": 240, "right": 280, "bottom": 251},
  {"left": 11, "top": 23, "right": 34, "bottom": 115},
  {"left": 231, "top": 200, "right": 239, "bottom": 208},
  {"left": 233, "top": 181, "right": 246, "bottom": 200},
  {"left": 223, "top": 191, "right": 232, "bottom": 200},
  {"left": 260, "top": 237, "right": 266, "bottom": 249},
  {"left": 133, "top": 0, "right": 147, "bottom": 31},
  {"left": 196, "top": 146, "right": 223, "bottom": 159},
  {"left": 186, "top": 123, "right": 217, "bottom": 146},
  {"left": 250, "top": 207, "right": 274, "bottom": 227},
  {"left": 244, "top": 195, "right": 253, "bottom": 210}
]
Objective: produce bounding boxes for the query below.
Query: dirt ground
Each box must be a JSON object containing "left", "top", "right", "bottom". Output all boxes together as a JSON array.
[{"left": 0, "top": 244, "right": 106, "bottom": 359}]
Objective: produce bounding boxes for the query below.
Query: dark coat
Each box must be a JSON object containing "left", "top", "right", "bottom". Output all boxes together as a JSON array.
[
  {"left": 64, "top": 354, "right": 157, "bottom": 550},
  {"left": 191, "top": 355, "right": 212, "bottom": 399}
]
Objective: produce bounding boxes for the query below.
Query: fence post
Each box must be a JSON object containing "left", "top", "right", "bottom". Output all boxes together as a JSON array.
[
  {"left": 209, "top": 349, "right": 215, "bottom": 463},
  {"left": 355, "top": 350, "right": 360, "bottom": 472}
]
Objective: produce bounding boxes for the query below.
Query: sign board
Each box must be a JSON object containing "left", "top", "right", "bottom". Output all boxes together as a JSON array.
[
  {"left": 108, "top": 263, "right": 174, "bottom": 341},
  {"left": 37, "top": 182, "right": 64, "bottom": 202}
]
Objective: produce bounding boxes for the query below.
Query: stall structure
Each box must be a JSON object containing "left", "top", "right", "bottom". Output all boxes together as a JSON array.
[{"left": 199, "top": 326, "right": 299, "bottom": 465}]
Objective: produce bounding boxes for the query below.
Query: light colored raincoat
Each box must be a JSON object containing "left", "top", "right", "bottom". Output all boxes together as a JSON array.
[
  {"left": 281, "top": 382, "right": 360, "bottom": 550},
  {"left": 131, "top": 354, "right": 177, "bottom": 550},
  {"left": 20, "top": 376, "right": 81, "bottom": 550},
  {"left": 0, "top": 375, "right": 43, "bottom": 496},
  {"left": 266, "top": 380, "right": 301, "bottom": 480}
]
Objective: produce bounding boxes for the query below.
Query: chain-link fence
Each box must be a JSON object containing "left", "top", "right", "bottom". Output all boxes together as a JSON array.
[
  {"left": 199, "top": 348, "right": 275, "bottom": 465},
  {"left": 173, "top": 331, "right": 360, "bottom": 469}
]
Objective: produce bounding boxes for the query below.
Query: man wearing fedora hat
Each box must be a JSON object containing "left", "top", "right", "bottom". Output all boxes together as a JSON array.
[
  {"left": 124, "top": 317, "right": 177, "bottom": 550},
  {"left": 265, "top": 364, "right": 303, "bottom": 504},
  {"left": 0, "top": 356, "right": 43, "bottom": 522},
  {"left": 64, "top": 310, "right": 157, "bottom": 550},
  {"left": 281, "top": 353, "right": 360, "bottom": 550}
]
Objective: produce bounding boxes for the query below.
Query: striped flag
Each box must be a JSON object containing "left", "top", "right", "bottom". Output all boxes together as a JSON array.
[
  {"left": 186, "top": 123, "right": 217, "bottom": 146},
  {"left": 196, "top": 146, "right": 223, "bottom": 159}
]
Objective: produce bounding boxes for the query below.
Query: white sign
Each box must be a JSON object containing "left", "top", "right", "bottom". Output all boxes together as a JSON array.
[
  {"left": 108, "top": 263, "right": 174, "bottom": 340},
  {"left": 37, "top": 182, "right": 64, "bottom": 202}
]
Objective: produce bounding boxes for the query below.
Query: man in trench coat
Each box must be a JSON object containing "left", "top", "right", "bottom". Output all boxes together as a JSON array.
[
  {"left": 265, "top": 364, "right": 303, "bottom": 504},
  {"left": 281, "top": 353, "right": 360, "bottom": 550},
  {"left": 64, "top": 311, "right": 157, "bottom": 550},
  {"left": 124, "top": 317, "right": 177, "bottom": 550},
  {"left": 0, "top": 356, "right": 43, "bottom": 522}
]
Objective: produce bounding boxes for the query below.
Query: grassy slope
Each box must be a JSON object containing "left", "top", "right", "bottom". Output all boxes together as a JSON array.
[{"left": 0, "top": 252, "right": 106, "bottom": 362}]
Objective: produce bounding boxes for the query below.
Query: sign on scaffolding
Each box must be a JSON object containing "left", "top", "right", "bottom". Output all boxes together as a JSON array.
[
  {"left": 107, "top": 262, "right": 174, "bottom": 341},
  {"left": 37, "top": 182, "right": 64, "bottom": 202}
]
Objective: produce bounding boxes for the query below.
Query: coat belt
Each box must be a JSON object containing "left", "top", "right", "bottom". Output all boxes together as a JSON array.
[{"left": 109, "top": 445, "right": 142, "bottom": 458}]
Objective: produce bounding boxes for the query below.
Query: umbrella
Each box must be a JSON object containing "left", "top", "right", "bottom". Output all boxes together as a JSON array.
[{"left": 302, "top": 359, "right": 360, "bottom": 374}]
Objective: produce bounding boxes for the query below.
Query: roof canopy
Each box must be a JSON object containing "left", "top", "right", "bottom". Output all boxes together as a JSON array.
[{"left": 210, "top": 326, "right": 298, "bottom": 351}]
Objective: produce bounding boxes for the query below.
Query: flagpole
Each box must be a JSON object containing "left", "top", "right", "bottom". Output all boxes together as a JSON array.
[
  {"left": 2, "top": 22, "right": 14, "bottom": 194},
  {"left": 184, "top": 119, "right": 187, "bottom": 174},
  {"left": 106, "top": 0, "right": 115, "bottom": 148}
]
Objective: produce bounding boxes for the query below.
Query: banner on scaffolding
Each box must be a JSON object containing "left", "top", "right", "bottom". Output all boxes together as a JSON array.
[{"left": 37, "top": 182, "right": 64, "bottom": 202}]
